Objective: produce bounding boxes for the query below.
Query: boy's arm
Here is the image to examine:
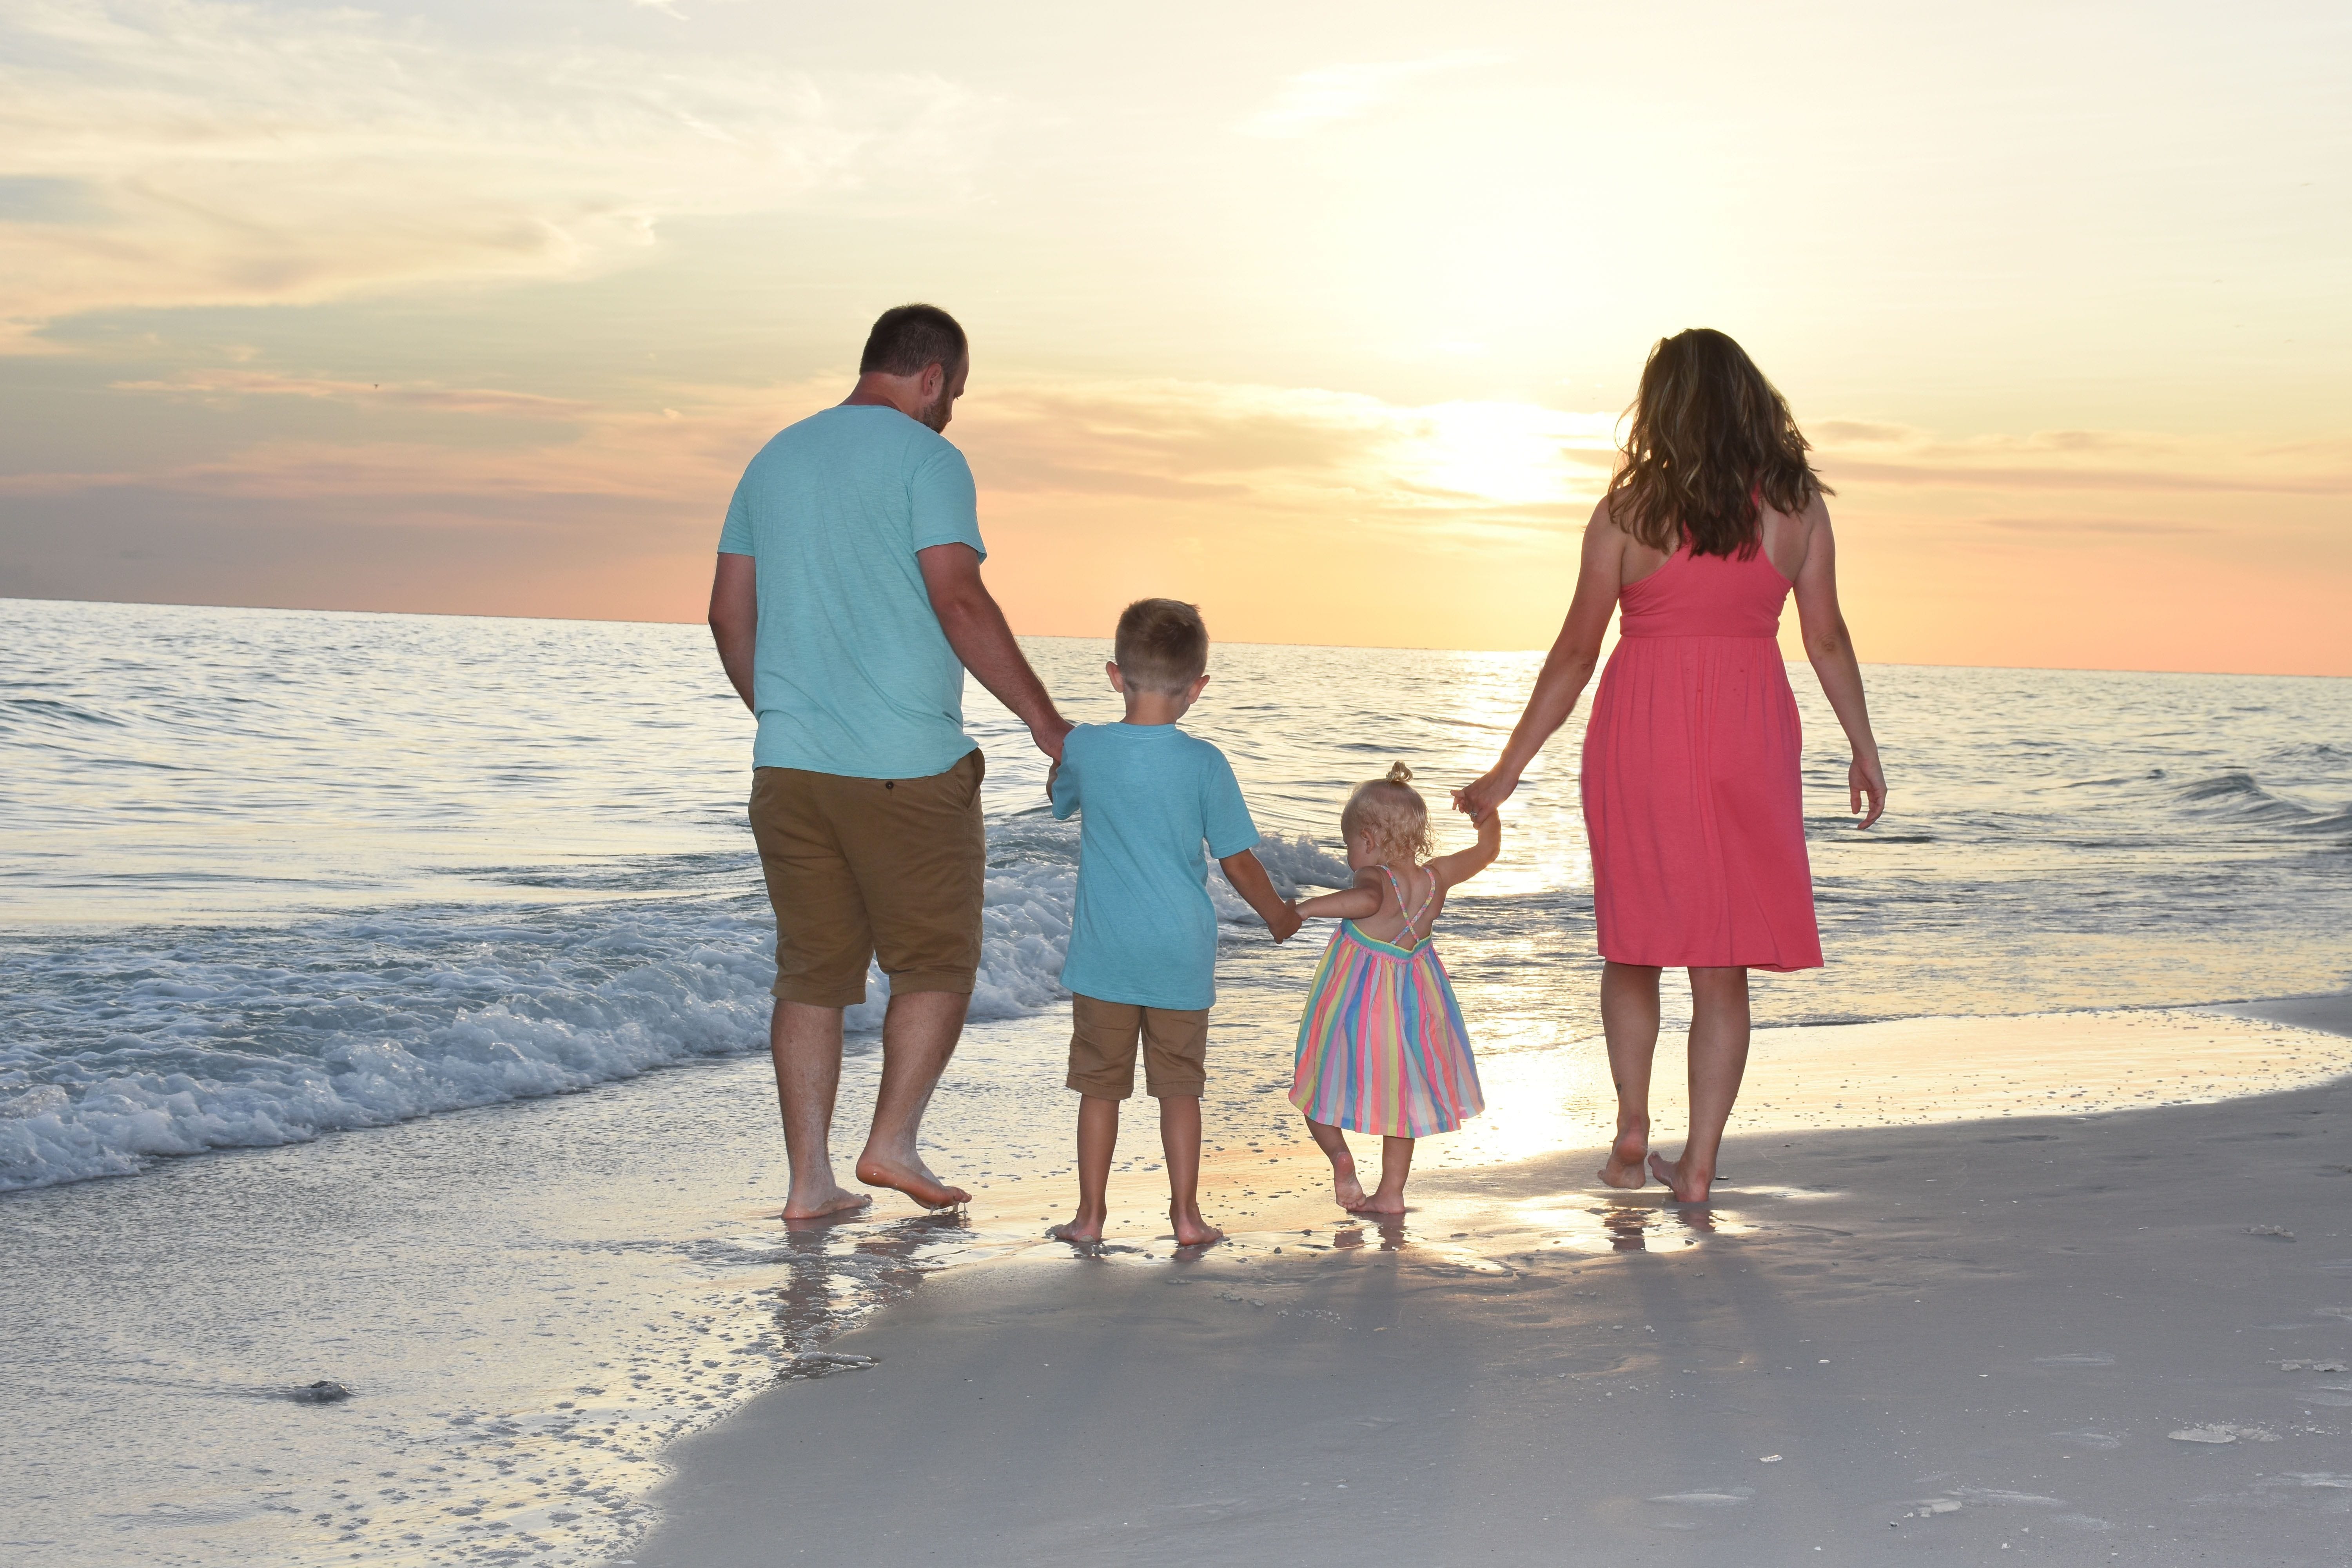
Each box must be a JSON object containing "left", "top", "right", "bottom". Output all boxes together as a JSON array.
[
  {"left": 1428, "top": 808, "right": 1503, "bottom": 889},
  {"left": 1218, "top": 849, "right": 1303, "bottom": 942},
  {"left": 1296, "top": 867, "right": 1383, "bottom": 922}
]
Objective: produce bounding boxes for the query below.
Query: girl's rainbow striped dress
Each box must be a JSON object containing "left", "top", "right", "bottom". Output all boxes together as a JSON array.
[{"left": 1290, "top": 865, "right": 1484, "bottom": 1137}]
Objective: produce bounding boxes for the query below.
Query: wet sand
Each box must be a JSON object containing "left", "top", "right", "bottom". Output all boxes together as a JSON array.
[{"left": 630, "top": 1000, "right": 2352, "bottom": 1566}]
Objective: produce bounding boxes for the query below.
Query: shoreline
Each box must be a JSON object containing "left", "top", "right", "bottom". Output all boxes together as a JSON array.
[{"left": 629, "top": 996, "right": 2352, "bottom": 1566}]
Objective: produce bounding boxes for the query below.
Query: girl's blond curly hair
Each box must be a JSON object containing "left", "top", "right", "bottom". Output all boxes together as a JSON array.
[{"left": 1341, "top": 761, "right": 1430, "bottom": 867}]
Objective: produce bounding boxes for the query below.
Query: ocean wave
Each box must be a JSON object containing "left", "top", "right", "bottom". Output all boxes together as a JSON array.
[
  {"left": 0, "top": 831, "right": 1350, "bottom": 1192},
  {"left": 2171, "top": 769, "right": 2323, "bottom": 826}
]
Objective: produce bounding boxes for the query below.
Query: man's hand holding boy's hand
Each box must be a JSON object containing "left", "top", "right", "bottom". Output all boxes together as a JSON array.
[{"left": 1270, "top": 900, "right": 1303, "bottom": 944}]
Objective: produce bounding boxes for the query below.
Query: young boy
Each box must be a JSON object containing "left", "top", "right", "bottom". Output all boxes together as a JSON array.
[{"left": 1046, "top": 598, "right": 1300, "bottom": 1247}]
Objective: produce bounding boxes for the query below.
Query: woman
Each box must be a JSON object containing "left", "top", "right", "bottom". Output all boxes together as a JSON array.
[{"left": 1455, "top": 328, "right": 1886, "bottom": 1202}]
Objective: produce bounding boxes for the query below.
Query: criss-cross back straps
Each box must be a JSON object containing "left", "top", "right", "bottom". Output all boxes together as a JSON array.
[{"left": 1378, "top": 864, "right": 1438, "bottom": 950}]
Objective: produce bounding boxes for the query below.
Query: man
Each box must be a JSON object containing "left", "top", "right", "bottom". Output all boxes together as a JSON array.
[{"left": 708, "top": 303, "right": 1069, "bottom": 1220}]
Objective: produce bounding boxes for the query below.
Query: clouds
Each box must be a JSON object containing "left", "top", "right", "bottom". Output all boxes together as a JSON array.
[
  {"left": 1238, "top": 51, "right": 1503, "bottom": 138},
  {"left": 1809, "top": 422, "right": 2352, "bottom": 498},
  {"left": 0, "top": 0, "right": 995, "bottom": 348}
]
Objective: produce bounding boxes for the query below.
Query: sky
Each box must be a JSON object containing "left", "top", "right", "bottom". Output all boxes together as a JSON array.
[{"left": 0, "top": 0, "right": 2345, "bottom": 674}]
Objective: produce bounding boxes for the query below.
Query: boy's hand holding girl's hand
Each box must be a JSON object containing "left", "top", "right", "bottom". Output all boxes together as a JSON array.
[{"left": 1270, "top": 900, "right": 1303, "bottom": 944}]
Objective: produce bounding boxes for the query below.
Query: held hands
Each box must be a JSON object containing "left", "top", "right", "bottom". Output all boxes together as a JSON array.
[
  {"left": 1269, "top": 900, "right": 1304, "bottom": 944},
  {"left": 1031, "top": 716, "right": 1074, "bottom": 764},
  {"left": 1452, "top": 769, "right": 1518, "bottom": 819},
  {"left": 1849, "top": 752, "right": 1888, "bottom": 829}
]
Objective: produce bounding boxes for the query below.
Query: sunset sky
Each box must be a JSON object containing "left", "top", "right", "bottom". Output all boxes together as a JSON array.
[{"left": 1, "top": 1, "right": 2345, "bottom": 674}]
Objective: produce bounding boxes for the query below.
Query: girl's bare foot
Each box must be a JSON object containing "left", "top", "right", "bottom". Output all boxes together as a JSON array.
[
  {"left": 1598, "top": 1121, "right": 1649, "bottom": 1189},
  {"left": 1330, "top": 1154, "right": 1367, "bottom": 1210},
  {"left": 1169, "top": 1205, "right": 1225, "bottom": 1247},
  {"left": 1647, "top": 1151, "right": 1714, "bottom": 1203},
  {"left": 1048, "top": 1216, "right": 1103, "bottom": 1245},
  {"left": 1356, "top": 1188, "right": 1407, "bottom": 1214}
]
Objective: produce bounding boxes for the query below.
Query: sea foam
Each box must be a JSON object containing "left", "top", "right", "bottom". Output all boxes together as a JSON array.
[{"left": 0, "top": 837, "right": 1348, "bottom": 1192}]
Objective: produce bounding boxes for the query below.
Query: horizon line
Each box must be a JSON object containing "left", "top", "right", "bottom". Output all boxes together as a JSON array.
[{"left": 2, "top": 591, "right": 2344, "bottom": 684}]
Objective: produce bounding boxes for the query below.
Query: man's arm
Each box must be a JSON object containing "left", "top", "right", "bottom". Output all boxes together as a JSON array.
[
  {"left": 709, "top": 552, "right": 758, "bottom": 712},
  {"left": 1218, "top": 849, "right": 1302, "bottom": 942},
  {"left": 918, "top": 543, "right": 1071, "bottom": 761}
]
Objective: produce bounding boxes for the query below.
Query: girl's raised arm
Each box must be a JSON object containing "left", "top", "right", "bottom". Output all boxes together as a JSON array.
[
  {"left": 1428, "top": 808, "right": 1502, "bottom": 889},
  {"left": 1296, "top": 867, "right": 1384, "bottom": 921},
  {"left": 1454, "top": 500, "right": 1626, "bottom": 817}
]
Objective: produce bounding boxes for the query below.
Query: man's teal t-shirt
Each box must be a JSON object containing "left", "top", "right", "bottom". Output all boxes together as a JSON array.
[
  {"left": 1051, "top": 723, "right": 1261, "bottom": 1012},
  {"left": 717, "top": 405, "right": 985, "bottom": 779}
]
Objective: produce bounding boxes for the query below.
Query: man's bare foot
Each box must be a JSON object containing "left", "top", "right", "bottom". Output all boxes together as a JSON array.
[
  {"left": 1356, "top": 1189, "right": 1407, "bottom": 1214},
  {"left": 1170, "top": 1206, "right": 1224, "bottom": 1247},
  {"left": 1330, "top": 1155, "right": 1367, "bottom": 1210},
  {"left": 1599, "top": 1123, "right": 1649, "bottom": 1189},
  {"left": 1647, "top": 1151, "right": 1713, "bottom": 1203},
  {"left": 781, "top": 1184, "right": 873, "bottom": 1223},
  {"left": 1048, "top": 1219, "right": 1103, "bottom": 1245},
  {"left": 853, "top": 1152, "right": 970, "bottom": 1210}
]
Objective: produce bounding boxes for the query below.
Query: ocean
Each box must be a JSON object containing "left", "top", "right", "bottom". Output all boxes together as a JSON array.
[{"left": 3, "top": 594, "right": 2348, "bottom": 1566}]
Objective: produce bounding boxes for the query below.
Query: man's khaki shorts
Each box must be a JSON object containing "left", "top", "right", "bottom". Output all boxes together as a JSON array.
[
  {"left": 1067, "top": 993, "right": 1210, "bottom": 1100},
  {"left": 748, "top": 750, "right": 985, "bottom": 1007}
]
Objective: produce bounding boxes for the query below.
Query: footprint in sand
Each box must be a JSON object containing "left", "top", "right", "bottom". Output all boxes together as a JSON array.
[
  {"left": 1646, "top": 1488, "right": 1753, "bottom": 1507},
  {"left": 2171, "top": 1423, "right": 2281, "bottom": 1444},
  {"left": 2052, "top": 1430, "right": 2125, "bottom": 1450}
]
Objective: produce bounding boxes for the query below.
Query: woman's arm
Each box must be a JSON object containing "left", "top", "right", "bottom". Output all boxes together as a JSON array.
[
  {"left": 1428, "top": 808, "right": 1502, "bottom": 889},
  {"left": 1453, "top": 501, "right": 1626, "bottom": 817},
  {"left": 1297, "top": 868, "right": 1383, "bottom": 921},
  {"left": 1790, "top": 499, "right": 1887, "bottom": 829}
]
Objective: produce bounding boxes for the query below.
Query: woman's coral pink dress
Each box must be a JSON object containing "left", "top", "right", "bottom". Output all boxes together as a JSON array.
[{"left": 1581, "top": 543, "right": 1822, "bottom": 971}]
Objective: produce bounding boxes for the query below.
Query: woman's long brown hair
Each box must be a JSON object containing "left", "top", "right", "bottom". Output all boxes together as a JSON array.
[{"left": 1607, "top": 328, "right": 1830, "bottom": 559}]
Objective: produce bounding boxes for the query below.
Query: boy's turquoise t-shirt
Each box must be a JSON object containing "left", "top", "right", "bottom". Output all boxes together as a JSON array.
[
  {"left": 716, "top": 405, "right": 985, "bottom": 780},
  {"left": 1051, "top": 722, "right": 1261, "bottom": 1012}
]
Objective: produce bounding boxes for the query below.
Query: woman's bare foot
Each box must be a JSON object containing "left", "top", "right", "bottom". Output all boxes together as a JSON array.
[
  {"left": 853, "top": 1151, "right": 971, "bottom": 1210},
  {"left": 1169, "top": 1204, "right": 1225, "bottom": 1247},
  {"left": 1329, "top": 1154, "right": 1367, "bottom": 1210},
  {"left": 1647, "top": 1150, "right": 1714, "bottom": 1203},
  {"left": 781, "top": 1183, "right": 873, "bottom": 1222},
  {"left": 1598, "top": 1121, "right": 1649, "bottom": 1189},
  {"left": 1048, "top": 1203, "right": 1105, "bottom": 1245}
]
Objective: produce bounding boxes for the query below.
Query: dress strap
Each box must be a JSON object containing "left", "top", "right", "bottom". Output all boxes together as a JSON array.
[{"left": 1379, "top": 864, "right": 1436, "bottom": 950}]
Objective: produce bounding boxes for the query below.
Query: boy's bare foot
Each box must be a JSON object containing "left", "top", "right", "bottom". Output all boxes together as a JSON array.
[
  {"left": 1048, "top": 1219, "right": 1103, "bottom": 1245},
  {"left": 1599, "top": 1122, "right": 1649, "bottom": 1189},
  {"left": 781, "top": 1183, "right": 873, "bottom": 1222},
  {"left": 1167, "top": 1203, "right": 1223, "bottom": 1250},
  {"left": 1356, "top": 1190, "right": 1407, "bottom": 1214},
  {"left": 1647, "top": 1151, "right": 1714, "bottom": 1203},
  {"left": 853, "top": 1152, "right": 971, "bottom": 1210},
  {"left": 1330, "top": 1154, "right": 1367, "bottom": 1210},
  {"left": 1167, "top": 1213, "right": 1223, "bottom": 1250}
]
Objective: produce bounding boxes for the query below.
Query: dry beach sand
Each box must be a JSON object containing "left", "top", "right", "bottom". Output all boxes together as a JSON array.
[{"left": 630, "top": 1000, "right": 2352, "bottom": 1567}]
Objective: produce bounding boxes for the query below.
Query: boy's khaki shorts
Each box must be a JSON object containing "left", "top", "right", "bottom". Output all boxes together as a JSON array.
[
  {"left": 748, "top": 750, "right": 985, "bottom": 1007},
  {"left": 1067, "top": 993, "right": 1209, "bottom": 1100}
]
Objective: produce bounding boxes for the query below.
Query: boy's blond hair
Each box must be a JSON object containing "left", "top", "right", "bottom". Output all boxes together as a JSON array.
[
  {"left": 1342, "top": 762, "right": 1431, "bottom": 866},
  {"left": 1114, "top": 598, "right": 1209, "bottom": 695}
]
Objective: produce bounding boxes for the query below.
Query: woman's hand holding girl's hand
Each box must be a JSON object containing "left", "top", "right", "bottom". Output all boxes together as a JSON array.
[
  {"left": 1849, "top": 752, "right": 1887, "bottom": 829},
  {"left": 1452, "top": 769, "right": 1518, "bottom": 818}
]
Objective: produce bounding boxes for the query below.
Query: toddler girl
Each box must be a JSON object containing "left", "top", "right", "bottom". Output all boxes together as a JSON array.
[{"left": 1290, "top": 763, "right": 1499, "bottom": 1212}]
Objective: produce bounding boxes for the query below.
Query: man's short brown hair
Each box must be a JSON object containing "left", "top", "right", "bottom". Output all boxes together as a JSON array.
[
  {"left": 859, "top": 304, "right": 967, "bottom": 377},
  {"left": 1114, "top": 598, "right": 1209, "bottom": 695}
]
